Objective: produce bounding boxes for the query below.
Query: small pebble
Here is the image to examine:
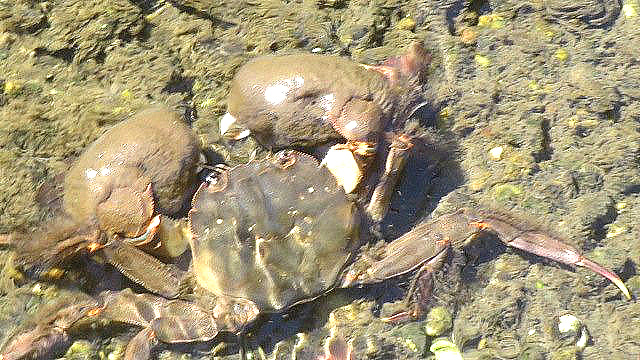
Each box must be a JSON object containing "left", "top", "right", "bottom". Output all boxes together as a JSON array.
[
  {"left": 460, "top": 28, "right": 477, "bottom": 44},
  {"left": 554, "top": 48, "right": 569, "bottom": 61},
  {"left": 488, "top": 146, "right": 503, "bottom": 160},
  {"left": 424, "top": 306, "right": 453, "bottom": 337},
  {"left": 558, "top": 314, "right": 581, "bottom": 339},
  {"left": 474, "top": 54, "right": 490, "bottom": 68},
  {"left": 395, "top": 16, "right": 416, "bottom": 31},
  {"left": 430, "top": 338, "right": 462, "bottom": 360},
  {"left": 622, "top": 2, "right": 638, "bottom": 18}
]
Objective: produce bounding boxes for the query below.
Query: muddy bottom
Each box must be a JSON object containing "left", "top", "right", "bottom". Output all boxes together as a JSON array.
[{"left": 1, "top": 0, "right": 639, "bottom": 359}]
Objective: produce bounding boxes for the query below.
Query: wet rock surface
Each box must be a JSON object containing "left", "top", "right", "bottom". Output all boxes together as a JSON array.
[{"left": 1, "top": 0, "right": 640, "bottom": 359}]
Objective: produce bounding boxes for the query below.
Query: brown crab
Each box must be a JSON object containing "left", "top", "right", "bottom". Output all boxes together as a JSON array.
[
  {"left": 0, "top": 148, "right": 630, "bottom": 360},
  {"left": 6, "top": 106, "right": 200, "bottom": 278},
  {"left": 220, "top": 43, "right": 429, "bottom": 221}
]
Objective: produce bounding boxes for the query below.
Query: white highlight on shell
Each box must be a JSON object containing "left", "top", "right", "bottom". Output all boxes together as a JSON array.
[
  {"left": 319, "top": 93, "right": 336, "bottom": 121},
  {"left": 85, "top": 168, "right": 98, "bottom": 179},
  {"left": 264, "top": 83, "right": 290, "bottom": 105},
  {"left": 319, "top": 93, "right": 335, "bottom": 111},
  {"left": 100, "top": 167, "right": 110, "bottom": 176},
  {"left": 219, "top": 112, "right": 237, "bottom": 136},
  {"left": 264, "top": 76, "right": 304, "bottom": 106},
  {"left": 344, "top": 120, "right": 358, "bottom": 131}
]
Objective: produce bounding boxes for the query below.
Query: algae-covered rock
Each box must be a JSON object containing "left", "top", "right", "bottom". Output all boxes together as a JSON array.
[
  {"left": 64, "top": 340, "right": 97, "bottom": 360},
  {"left": 518, "top": 345, "right": 546, "bottom": 360},
  {"left": 424, "top": 306, "right": 453, "bottom": 337},
  {"left": 392, "top": 322, "right": 426, "bottom": 353},
  {"left": 549, "top": 346, "right": 579, "bottom": 360},
  {"left": 40, "top": 0, "right": 144, "bottom": 64}
]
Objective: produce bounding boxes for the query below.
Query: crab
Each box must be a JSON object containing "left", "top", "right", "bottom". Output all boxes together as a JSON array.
[
  {"left": 5, "top": 106, "right": 201, "bottom": 277},
  {"left": 220, "top": 43, "right": 430, "bottom": 222}
]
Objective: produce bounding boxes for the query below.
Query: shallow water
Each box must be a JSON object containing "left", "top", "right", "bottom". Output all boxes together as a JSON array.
[{"left": 1, "top": 0, "right": 639, "bottom": 359}]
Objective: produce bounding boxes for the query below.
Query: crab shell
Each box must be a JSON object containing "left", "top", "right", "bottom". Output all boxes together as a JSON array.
[
  {"left": 63, "top": 106, "right": 200, "bottom": 239},
  {"left": 223, "top": 54, "right": 398, "bottom": 149},
  {"left": 188, "top": 151, "right": 360, "bottom": 311}
]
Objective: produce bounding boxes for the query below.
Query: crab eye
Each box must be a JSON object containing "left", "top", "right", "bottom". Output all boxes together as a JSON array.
[
  {"left": 204, "top": 165, "right": 230, "bottom": 192},
  {"left": 274, "top": 150, "right": 297, "bottom": 169}
]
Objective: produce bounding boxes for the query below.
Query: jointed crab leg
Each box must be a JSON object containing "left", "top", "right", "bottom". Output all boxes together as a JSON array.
[
  {"left": 100, "top": 239, "right": 187, "bottom": 299},
  {"left": 0, "top": 296, "right": 99, "bottom": 360},
  {"left": 1, "top": 288, "right": 221, "bottom": 360},
  {"left": 470, "top": 210, "right": 631, "bottom": 299},
  {"left": 365, "top": 134, "right": 413, "bottom": 223},
  {"left": 353, "top": 208, "right": 631, "bottom": 299}
]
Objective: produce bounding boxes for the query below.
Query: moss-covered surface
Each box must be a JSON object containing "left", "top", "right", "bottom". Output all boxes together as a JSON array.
[{"left": 1, "top": 0, "right": 639, "bottom": 359}]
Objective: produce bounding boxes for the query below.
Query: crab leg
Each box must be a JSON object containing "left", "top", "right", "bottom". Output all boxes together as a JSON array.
[
  {"left": 1, "top": 288, "right": 222, "bottom": 360},
  {"left": 0, "top": 295, "right": 99, "bottom": 360},
  {"left": 99, "top": 289, "right": 221, "bottom": 360},
  {"left": 96, "top": 289, "right": 219, "bottom": 353},
  {"left": 351, "top": 208, "right": 630, "bottom": 299},
  {"left": 124, "top": 328, "right": 156, "bottom": 360},
  {"left": 2, "top": 220, "right": 102, "bottom": 277},
  {"left": 354, "top": 210, "right": 470, "bottom": 284},
  {"left": 463, "top": 208, "right": 632, "bottom": 299},
  {"left": 99, "top": 239, "right": 187, "bottom": 299},
  {"left": 365, "top": 134, "right": 413, "bottom": 223}
]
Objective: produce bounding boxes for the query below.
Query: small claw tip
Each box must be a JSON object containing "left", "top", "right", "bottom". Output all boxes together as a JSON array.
[
  {"left": 87, "top": 307, "right": 102, "bottom": 317},
  {"left": 148, "top": 214, "right": 161, "bottom": 231},
  {"left": 234, "top": 128, "right": 251, "bottom": 140},
  {"left": 87, "top": 242, "right": 104, "bottom": 253},
  {"left": 220, "top": 112, "right": 251, "bottom": 140},
  {"left": 579, "top": 258, "right": 632, "bottom": 300},
  {"left": 124, "top": 214, "right": 161, "bottom": 246},
  {"left": 219, "top": 112, "right": 235, "bottom": 135},
  {"left": 615, "top": 278, "right": 632, "bottom": 300}
]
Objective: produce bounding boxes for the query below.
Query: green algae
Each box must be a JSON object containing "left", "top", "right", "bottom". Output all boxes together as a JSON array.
[{"left": 424, "top": 306, "right": 453, "bottom": 337}]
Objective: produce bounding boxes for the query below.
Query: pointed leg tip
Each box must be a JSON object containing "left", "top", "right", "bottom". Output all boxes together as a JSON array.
[
  {"left": 579, "top": 258, "right": 632, "bottom": 300},
  {"left": 604, "top": 273, "right": 632, "bottom": 300},
  {"left": 615, "top": 279, "right": 632, "bottom": 300}
]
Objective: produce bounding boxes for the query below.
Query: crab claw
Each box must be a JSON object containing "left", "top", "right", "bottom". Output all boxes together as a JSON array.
[
  {"left": 220, "top": 112, "right": 251, "bottom": 140},
  {"left": 467, "top": 210, "right": 632, "bottom": 300},
  {"left": 321, "top": 145, "right": 364, "bottom": 194}
]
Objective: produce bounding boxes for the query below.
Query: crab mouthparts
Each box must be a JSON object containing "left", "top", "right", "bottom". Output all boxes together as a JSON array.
[
  {"left": 220, "top": 112, "right": 251, "bottom": 140},
  {"left": 124, "top": 214, "right": 161, "bottom": 247}
]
